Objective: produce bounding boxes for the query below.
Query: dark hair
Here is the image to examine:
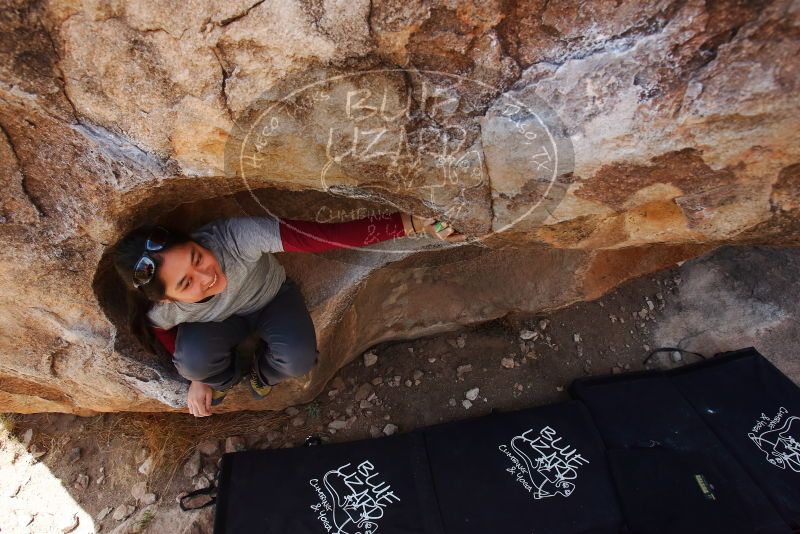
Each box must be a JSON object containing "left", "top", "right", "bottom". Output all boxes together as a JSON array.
[{"left": 110, "top": 225, "right": 193, "bottom": 359}]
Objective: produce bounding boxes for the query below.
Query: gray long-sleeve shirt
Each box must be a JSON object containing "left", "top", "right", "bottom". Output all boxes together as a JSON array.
[{"left": 146, "top": 217, "right": 286, "bottom": 330}]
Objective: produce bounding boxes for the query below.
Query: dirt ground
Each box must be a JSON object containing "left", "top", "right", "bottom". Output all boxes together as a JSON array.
[{"left": 2, "top": 245, "right": 798, "bottom": 533}]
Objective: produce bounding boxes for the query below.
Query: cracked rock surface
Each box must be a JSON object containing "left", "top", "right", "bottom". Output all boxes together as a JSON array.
[{"left": 0, "top": 0, "right": 798, "bottom": 413}]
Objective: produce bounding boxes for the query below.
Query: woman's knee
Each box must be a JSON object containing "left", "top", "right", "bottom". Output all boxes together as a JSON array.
[
  {"left": 269, "top": 343, "right": 318, "bottom": 378},
  {"left": 173, "top": 324, "right": 234, "bottom": 381},
  {"left": 173, "top": 342, "right": 215, "bottom": 381}
]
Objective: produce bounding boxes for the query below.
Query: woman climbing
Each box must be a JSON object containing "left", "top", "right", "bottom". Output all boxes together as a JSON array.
[{"left": 110, "top": 211, "right": 465, "bottom": 418}]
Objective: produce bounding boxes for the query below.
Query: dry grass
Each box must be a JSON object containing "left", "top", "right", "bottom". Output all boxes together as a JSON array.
[
  {"left": 132, "top": 509, "right": 156, "bottom": 532},
  {"left": 0, "top": 412, "right": 20, "bottom": 434},
  {"left": 2, "top": 408, "right": 290, "bottom": 498},
  {"left": 83, "top": 411, "right": 290, "bottom": 495}
]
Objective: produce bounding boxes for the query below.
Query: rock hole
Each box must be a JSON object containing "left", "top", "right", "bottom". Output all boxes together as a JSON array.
[{"left": 92, "top": 184, "right": 400, "bottom": 381}]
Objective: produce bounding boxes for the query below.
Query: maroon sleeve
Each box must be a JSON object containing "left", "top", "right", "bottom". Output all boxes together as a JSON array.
[
  {"left": 151, "top": 326, "right": 177, "bottom": 355},
  {"left": 279, "top": 211, "right": 408, "bottom": 253}
]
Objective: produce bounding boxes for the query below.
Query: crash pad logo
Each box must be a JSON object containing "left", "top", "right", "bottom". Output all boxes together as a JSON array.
[
  {"left": 309, "top": 460, "right": 400, "bottom": 533},
  {"left": 498, "top": 426, "right": 590, "bottom": 499},
  {"left": 748, "top": 406, "right": 800, "bottom": 472}
]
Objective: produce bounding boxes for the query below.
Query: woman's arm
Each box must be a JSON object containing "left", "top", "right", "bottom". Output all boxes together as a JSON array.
[
  {"left": 279, "top": 211, "right": 414, "bottom": 253},
  {"left": 219, "top": 211, "right": 460, "bottom": 256},
  {"left": 215, "top": 212, "right": 419, "bottom": 257}
]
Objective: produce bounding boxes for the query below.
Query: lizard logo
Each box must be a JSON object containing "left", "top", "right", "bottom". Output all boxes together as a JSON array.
[{"left": 499, "top": 426, "right": 590, "bottom": 499}]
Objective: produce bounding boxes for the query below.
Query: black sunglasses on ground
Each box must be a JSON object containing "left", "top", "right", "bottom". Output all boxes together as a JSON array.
[{"left": 132, "top": 226, "right": 170, "bottom": 289}]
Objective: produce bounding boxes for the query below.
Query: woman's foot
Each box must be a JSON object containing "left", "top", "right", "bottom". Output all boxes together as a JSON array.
[
  {"left": 248, "top": 360, "right": 273, "bottom": 399},
  {"left": 210, "top": 387, "right": 229, "bottom": 406}
]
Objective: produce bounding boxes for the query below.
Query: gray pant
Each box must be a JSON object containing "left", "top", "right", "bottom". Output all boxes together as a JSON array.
[{"left": 172, "top": 277, "right": 319, "bottom": 390}]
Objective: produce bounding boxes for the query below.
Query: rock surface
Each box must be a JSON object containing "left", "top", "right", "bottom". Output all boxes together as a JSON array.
[
  {"left": 654, "top": 246, "right": 800, "bottom": 378},
  {"left": 0, "top": 0, "right": 797, "bottom": 413}
]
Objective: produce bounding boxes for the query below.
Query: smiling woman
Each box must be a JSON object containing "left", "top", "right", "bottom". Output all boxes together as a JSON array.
[
  {"left": 109, "top": 211, "right": 462, "bottom": 418},
  {"left": 156, "top": 240, "right": 228, "bottom": 303}
]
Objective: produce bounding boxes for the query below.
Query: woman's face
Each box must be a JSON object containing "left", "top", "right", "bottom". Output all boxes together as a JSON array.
[{"left": 154, "top": 240, "right": 227, "bottom": 303}]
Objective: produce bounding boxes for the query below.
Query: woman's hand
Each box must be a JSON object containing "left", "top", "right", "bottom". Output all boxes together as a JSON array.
[
  {"left": 403, "top": 213, "right": 467, "bottom": 243},
  {"left": 187, "top": 380, "right": 213, "bottom": 417}
]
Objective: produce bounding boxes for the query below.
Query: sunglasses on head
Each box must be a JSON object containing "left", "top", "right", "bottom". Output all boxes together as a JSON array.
[{"left": 132, "top": 226, "right": 170, "bottom": 289}]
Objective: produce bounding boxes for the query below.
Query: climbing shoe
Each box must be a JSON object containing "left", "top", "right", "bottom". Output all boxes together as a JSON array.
[
  {"left": 210, "top": 387, "right": 229, "bottom": 407},
  {"left": 248, "top": 360, "right": 273, "bottom": 400}
]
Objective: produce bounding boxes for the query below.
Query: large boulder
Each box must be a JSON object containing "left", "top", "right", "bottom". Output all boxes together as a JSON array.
[{"left": 0, "top": 0, "right": 797, "bottom": 414}]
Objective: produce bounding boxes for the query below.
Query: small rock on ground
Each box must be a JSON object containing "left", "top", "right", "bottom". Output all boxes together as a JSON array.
[
  {"left": 112, "top": 504, "right": 135, "bottom": 521},
  {"left": 363, "top": 352, "right": 378, "bottom": 367}
]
